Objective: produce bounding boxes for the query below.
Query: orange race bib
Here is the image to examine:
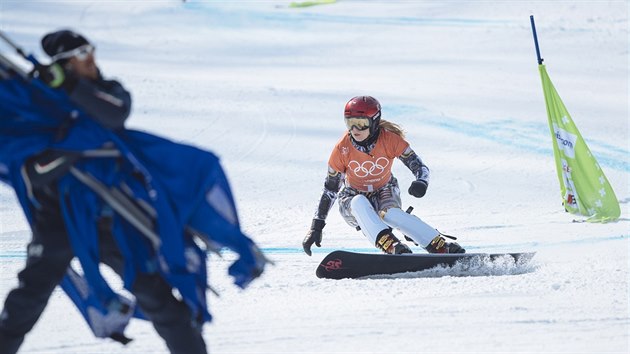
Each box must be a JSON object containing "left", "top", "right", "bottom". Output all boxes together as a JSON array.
[{"left": 328, "top": 130, "right": 409, "bottom": 192}]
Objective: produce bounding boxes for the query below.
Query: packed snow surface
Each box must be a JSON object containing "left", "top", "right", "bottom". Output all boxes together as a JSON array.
[{"left": 0, "top": 1, "right": 628, "bottom": 353}]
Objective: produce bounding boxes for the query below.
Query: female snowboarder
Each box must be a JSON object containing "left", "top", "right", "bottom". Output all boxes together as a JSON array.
[{"left": 302, "top": 96, "right": 465, "bottom": 256}]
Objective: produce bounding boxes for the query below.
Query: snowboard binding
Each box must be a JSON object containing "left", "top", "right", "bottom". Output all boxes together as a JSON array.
[
  {"left": 375, "top": 230, "right": 412, "bottom": 255},
  {"left": 425, "top": 235, "right": 465, "bottom": 254}
]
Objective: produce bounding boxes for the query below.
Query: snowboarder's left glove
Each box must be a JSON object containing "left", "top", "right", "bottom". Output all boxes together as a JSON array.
[
  {"left": 408, "top": 180, "right": 428, "bottom": 198},
  {"left": 302, "top": 219, "right": 325, "bottom": 256}
]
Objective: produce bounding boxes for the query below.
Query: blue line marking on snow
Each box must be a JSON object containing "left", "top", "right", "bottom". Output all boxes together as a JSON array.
[
  {"left": 259, "top": 234, "right": 628, "bottom": 254},
  {"left": 2, "top": 235, "right": 625, "bottom": 260},
  {"left": 387, "top": 104, "right": 629, "bottom": 172},
  {"left": 260, "top": 247, "right": 379, "bottom": 254},
  {"left": 182, "top": 3, "right": 510, "bottom": 30},
  {"left": 257, "top": 13, "right": 511, "bottom": 28},
  {"left": 0, "top": 251, "right": 26, "bottom": 259},
  {"left": 428, "top": 117, "right": 629, "bottom": 172},
  {"left": 475, "top": 234, "right": 628, "bottom": 251}
]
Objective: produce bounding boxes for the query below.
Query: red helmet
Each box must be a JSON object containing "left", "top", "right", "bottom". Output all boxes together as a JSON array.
[
  {"left": 344, "top": 96, "right": 381, "bottom": 134},
  {"left": 344, "top": 96, "right": 381, "bottom": 119}
]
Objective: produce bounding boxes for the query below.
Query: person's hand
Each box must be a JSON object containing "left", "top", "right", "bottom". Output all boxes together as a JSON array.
[
  {"left": 33, "top": 63, "right": 76, "bottom": 91},
  {"left": 408, "top": 180, "right": 428, "bottom": 198},
  {"left": 302, "top": 219, "right": 325, "bottom": 256}
]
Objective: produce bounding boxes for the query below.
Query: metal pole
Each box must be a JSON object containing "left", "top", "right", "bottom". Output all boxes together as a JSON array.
[
  {"left": 0, "top": 31, "right": 28, "bottom": 59},
  {"left": 0, "top": 30, "right": 41, "bottom": 67},
  {"left": 530, "top": 15, "right": 544, "bottom": 65}
]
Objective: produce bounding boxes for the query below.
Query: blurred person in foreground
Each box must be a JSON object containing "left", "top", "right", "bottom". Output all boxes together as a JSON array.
[{"left": 0, "top": 29, "right": 266, "bottom": 354}]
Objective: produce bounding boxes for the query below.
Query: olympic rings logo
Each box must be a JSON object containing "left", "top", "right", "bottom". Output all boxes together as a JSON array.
[{"left": 348, "top": 158, "right": 389, "bottom": 178}]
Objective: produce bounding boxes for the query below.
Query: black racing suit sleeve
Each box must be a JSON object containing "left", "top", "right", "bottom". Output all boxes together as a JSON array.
[
  {"left": 313, "top": 167, "right": 343, "bottom": 222},
  {"left": 398, "top": 147, "right": 430, "bottom": 183},
  {"left": 68, "top": 77, "right": 132, "bottom": 130}
]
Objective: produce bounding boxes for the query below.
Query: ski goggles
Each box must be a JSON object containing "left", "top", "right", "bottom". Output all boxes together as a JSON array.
[
  {"left": 345, "top": 117, "right": 371, "bottom": 131},
  {"left": 51, "top": 44, "right": 95, "bottom": 62}
]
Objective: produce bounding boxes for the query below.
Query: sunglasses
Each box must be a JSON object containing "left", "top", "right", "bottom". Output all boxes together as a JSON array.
[
  {"left": 51, "top": 44, "right": 95, "bottom": 62},
  {"left": 345, "top": 117, "right": 371, "bottom": 131}
]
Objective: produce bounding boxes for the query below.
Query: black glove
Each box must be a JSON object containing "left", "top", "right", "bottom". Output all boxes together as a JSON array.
[
  {"left": 33, "top": 63, "right": 77, "bottom": 92},
  {"left": 408, "top": 180, "right": 428, "bottom": 198},
  {"left": 302, "top": 219, "right": 325, "bottom": 256}
]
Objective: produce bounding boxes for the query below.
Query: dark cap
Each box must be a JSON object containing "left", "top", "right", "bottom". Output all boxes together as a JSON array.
[{"left": 41, "top": 29, "right": 90, "bottom": 58}]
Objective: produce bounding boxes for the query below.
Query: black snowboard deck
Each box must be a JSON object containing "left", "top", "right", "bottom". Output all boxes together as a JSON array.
[{"left": 316, "top": 250, "right": 536, "bottom": 279}]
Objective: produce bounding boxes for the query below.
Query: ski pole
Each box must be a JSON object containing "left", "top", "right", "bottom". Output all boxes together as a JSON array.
[
  {"left": 69, "top": 166, "right": 162, "bottom": 250},
  {"left": 0, "top": 51, "right": 29, "bottom": 78},
  {"left": 0, "top": 30, "right": 42, "bottom": 66},
  {"left": 0, "top": 31, "right": 28, "bottom": 59},
  {"left": 530, "top": 15, "right": 544, "bottom": 65}
]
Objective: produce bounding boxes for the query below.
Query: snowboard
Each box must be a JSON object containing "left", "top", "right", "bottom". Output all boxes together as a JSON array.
[{"left": 316, "top": 250, "right": 536, "bottom": 279}]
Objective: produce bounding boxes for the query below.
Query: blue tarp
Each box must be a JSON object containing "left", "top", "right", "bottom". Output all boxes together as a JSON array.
[{"left": 0, "top": 64, "right": 264, "bottom": 340}]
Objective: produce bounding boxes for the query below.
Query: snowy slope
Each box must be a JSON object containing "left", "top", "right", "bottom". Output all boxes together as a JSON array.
[{"left": 0, "top": 1, "right": 628, "bottom": 353}]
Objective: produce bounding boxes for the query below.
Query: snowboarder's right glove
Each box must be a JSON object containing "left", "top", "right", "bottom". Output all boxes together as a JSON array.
[
  {"left": 302, "top": 218, "right": 325, "bottom": 256},
  {"left": 408, "top": 180, "right": 428, "bottom": 198}
]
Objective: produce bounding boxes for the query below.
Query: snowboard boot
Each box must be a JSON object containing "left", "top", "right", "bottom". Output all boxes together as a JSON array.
[
  {"left": 393, "top": 242, "right": 413, "bottom": 255},
  {"left": 425, "top": 235, "right": 465, "bottom": 254},
  {"left": 375, "top": 231, "right": 412, "bottom": 255}
]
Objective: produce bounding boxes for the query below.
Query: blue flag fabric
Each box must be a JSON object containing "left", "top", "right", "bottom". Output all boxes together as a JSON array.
[{"left": 0, "top": 69, "right": 264, "bottom": 339}]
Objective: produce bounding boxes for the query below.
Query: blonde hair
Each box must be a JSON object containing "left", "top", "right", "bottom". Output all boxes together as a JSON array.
[{"left": 379, "top": 119, "right": 405, "bottom": 138}]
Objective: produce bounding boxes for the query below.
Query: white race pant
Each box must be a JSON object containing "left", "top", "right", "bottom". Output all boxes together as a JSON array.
[
  {"left": 349, "top": 194, "right": 389, "bottom": 245},
  {"left": 381, "top": 207, "right": 439, "bottom": 247}
]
